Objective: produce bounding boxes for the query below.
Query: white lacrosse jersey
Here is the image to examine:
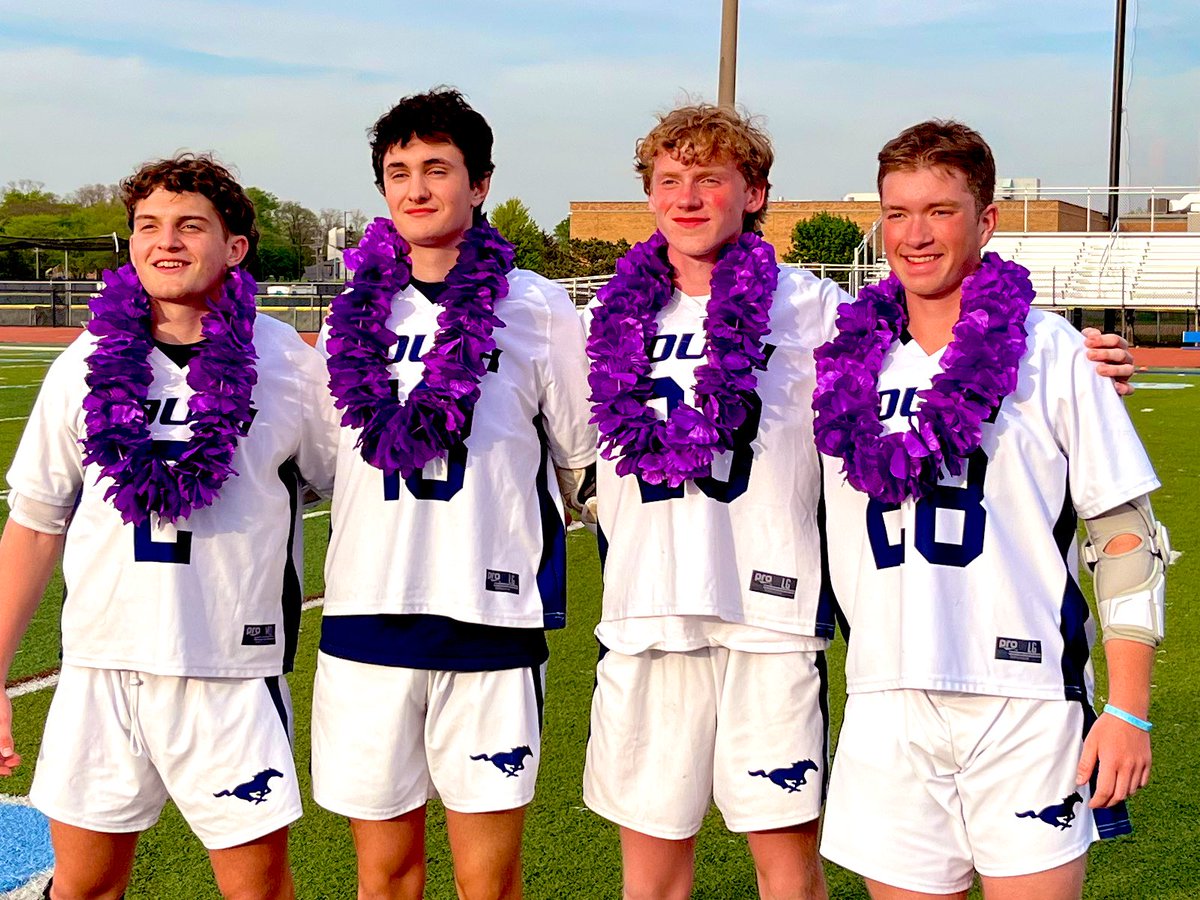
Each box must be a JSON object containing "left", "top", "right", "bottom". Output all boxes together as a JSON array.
[
  {"left": 318, "top": 269, "right": 595, "bottom": 629},
  {"left": 592, "top": 267, "right": 847, "bottom": 652},
  {"left": 822, "top": 308, "right": 1160, "bottom": 702},
  {"left": 6, "top": 314, "right": 340, "bottom": 678}
]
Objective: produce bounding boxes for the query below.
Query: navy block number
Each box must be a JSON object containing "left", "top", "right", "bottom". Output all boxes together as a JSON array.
[
  {"left": 867, "top": 449, "right": 989, "bottom": 570},
  {"left": 382, "top": 379, "right": 470, "bottom": 503},
  {"left": 133, "top": 440, "right": 193, "bottom": 564},
  {"left": 636, "top": 375, "right": 760, "bottom": 505}
]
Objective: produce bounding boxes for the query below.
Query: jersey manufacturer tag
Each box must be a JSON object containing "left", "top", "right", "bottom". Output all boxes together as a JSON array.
[
  {"left": 486, "top": 569, "right": 520, "bottom": 594},
  {"left": 749, "top": 570, "right": 797, "bottom": 599},
  {"left": 242, "top": 624, "right": 276, "bottom": 646},
  {"left": 995, "top": 637, "right": 1042, "bottom": 663}
]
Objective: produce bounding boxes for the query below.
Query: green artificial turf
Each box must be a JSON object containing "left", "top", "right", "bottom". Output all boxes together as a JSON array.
[{"left": 2, "top": 348, "right": 1198, "bottom": 898}]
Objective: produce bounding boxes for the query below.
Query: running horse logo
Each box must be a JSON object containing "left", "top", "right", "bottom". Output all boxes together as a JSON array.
[
  {"left": 213, "top": 768, "right": 284, "bottom": 805},
  {"left": 748, "top": 759, "right": 819, "bottom": 793},
  {"left": 470, "top": 745, "right": 534, "bottom": 777},
  {"left": 1015, "top": 791, "right": 1084, "bottom": 829}
]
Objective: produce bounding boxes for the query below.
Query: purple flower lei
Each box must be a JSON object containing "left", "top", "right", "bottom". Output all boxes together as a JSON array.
[
  {"left": 324, "top": 216, "right": 515, "bottom": 476},
  {"left": 586, "top": 230, "right": 778, "bottom": 487},
  {"left": 81, "top": 264, "right": 259, "bottom": 526},
  {"left": 812, "top": 251, "right": 1034, "bottom": 503}
]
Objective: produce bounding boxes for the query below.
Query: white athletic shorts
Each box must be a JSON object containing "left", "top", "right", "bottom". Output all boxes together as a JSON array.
[
  {"left": 30, "top": 665, "right": 300, "bottom": 851},
  {"left": 311, "top": 651, "right": 545, "bottom": 819},
  {"left": 583, "top": 647, "right": 828, "bottom": 839},
  {"left": 821, "top": 690, "right": 1097, "bottom": 894}
]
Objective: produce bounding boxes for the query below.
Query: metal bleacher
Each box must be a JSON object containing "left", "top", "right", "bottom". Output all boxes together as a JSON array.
[{"left": 930, "top": 232, "right": 1200, "bottom": 310}]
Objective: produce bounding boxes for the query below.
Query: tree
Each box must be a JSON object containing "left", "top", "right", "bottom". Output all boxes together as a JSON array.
[
  {"left": 318, "top": 208, "right": 345, "bottom": 258},
  {"left": 246, "top": 187, "right": 280, "bottom": 225},
  {"left": 70, "top": 184, "right": 120, "bottom": 207},
  {"left": 782, "top": 212, "right": 863, "bottom": 269},
  {"left": 277, "top": 201, "right": 320, "bottom": 265},
  {"left": 553, "top": 216, "right": 572, "bottom": 244},
  {"left": 489, "top": 198, "right": 546, "bottom": 272},
  {"left": 539, "top": 237, "right": 630, "bottom": 280}
]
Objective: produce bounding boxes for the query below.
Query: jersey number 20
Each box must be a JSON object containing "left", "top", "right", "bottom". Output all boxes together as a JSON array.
[{"left": 637, "top": 375, "right": 760, "bottom": 504}]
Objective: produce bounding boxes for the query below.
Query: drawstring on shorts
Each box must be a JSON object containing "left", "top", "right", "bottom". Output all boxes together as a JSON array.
[{"left": 124, "top": 672, "right": 147, "bottom": 757}]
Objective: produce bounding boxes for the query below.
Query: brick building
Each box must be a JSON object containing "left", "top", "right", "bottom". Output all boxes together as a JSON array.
[{"left": 568, "top": 199, "right": 1113, "bottom": 251}]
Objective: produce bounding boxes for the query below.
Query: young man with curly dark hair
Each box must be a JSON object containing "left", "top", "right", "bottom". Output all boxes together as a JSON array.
[
  {"left": 0, "top": 153, "right": 338, "bottom": 900},
  {"left": 311, "top": 88, "right": 594, "bottom": 900}
]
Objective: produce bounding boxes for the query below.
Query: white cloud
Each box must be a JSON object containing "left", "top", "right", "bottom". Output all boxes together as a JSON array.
[{"left": 0, "top": 2, "right": 1195, "bottom": 233}]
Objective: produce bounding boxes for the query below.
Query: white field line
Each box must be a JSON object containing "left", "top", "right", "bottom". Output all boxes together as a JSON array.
[
  {"left": 0, "top": 385, "right": 37, "bottom": 391},
  {"left": 6, "top": 673, "right": 58, "bottom": 699},
  {"left": 0, "top": 417, "right": 28, "bottom": 424},
  {"left": 0, "top": 870, "right": 52, "bottom": 900},
  {"left": 6, "top": 597, "right": 328, "bottom": 700},
  {"left": 303, "top": 509, "right": 329, "bottom": 520}
]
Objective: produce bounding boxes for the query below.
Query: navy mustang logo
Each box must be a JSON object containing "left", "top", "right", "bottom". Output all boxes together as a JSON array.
[
  {"left": 1015, "top": 791, "right": 1083, "bottom": 829},
  {"left": 470, "top": 746, "right": 533, "bottom": 777},
  {"left": 213, "top": 768, "right": 284, "bottom": 805},
  {"left": 748, "top": 759, "right": 819, "bottom": 793}
]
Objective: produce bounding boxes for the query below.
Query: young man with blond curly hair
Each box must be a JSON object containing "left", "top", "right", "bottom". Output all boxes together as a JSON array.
[{"left": 581, "top": 106, "right": 1135, "bottom": 900}]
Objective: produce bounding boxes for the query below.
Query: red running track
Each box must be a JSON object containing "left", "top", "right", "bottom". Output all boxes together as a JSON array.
[{"left": 0, "top": 327, "right": 1194, "bottom": 367}]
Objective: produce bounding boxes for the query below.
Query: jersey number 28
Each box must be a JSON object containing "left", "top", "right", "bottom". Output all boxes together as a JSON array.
[{"left": 866, "top": 449, "right": 989, "bottom": 569}]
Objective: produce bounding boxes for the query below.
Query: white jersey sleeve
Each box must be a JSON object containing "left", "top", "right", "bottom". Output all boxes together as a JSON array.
[
  {"left": 1050, "top": 325, "right": 1161, "bottom": 518},
  {"left": 290, "top": 337, "right": 339, "bottom": 497},
  {"left": 822, "top": 309, "right": 1160, "bottom": 702},
  {"left": 535, "top": 279, "right": 595, "bottom": 469},
  {"left": 7, "top": 341, "right": 87, "bottom": 508}
]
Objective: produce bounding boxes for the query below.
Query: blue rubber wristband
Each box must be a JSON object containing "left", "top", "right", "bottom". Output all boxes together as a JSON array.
[{"left": 1104, "top": 704, "right": 1152, "bottom": 732}]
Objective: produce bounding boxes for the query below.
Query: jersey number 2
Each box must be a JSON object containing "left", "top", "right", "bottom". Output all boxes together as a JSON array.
[
  {"left": 133, "top": 439, "right": 193, "bottom": 564},
  {"left": 866, "top": 449, "right": 988, "bottom": 569}
]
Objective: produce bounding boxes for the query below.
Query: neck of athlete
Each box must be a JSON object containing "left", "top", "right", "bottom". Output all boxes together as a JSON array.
[
  {"left": 667, "top": 247, "right": 718, "bottom": 298},
  {"left": 409, "top": 233, "right": 466, "bottom": 283},
  {"left": 904, "top": 293, "right": 960, "bottom": 355},
  {"left": 903, "top": 254, "right": 985, "bottom": 354},
  {"left": 150, "top": 296, "right": 210, "bottom": 344}
]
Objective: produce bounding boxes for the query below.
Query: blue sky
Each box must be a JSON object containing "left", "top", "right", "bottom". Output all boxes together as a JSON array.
[{"left": 0, "top": 0, "right": 1196, "bottom": 228}]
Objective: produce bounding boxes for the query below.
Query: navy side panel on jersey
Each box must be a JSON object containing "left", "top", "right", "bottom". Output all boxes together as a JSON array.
[
  {"left": 533, "top": 413, "right": 567, "bottom": 630},
  {"left": 277, "top": 461, "right": 303, "bottom": 674}
]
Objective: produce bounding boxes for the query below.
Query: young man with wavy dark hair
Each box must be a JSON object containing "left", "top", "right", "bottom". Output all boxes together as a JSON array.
[
  {"left": 311, "top": 88, "right": 594, "bottom": 900},
  {"left": 0, "top": 153, "right": 338, "bottom": 899}
]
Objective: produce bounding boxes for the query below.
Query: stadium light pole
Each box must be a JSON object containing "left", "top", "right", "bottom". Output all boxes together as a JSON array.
[
  {"left": 1105, "top": 0, "right": 1128, "bottom": 335},
  {"left": 718, "top": 0, "right": 738, "bottom": 109},
  {"left": 1107, "top": 0, "right": 1127, "bottom": 232}
]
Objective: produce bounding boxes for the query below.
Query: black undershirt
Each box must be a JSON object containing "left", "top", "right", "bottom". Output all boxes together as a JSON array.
[
  {"left": 154, "top": 339, "right": 204, "bottom": 368},
  {"left": 410, "top": 277, "right": 449, "bottom": 302}
]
